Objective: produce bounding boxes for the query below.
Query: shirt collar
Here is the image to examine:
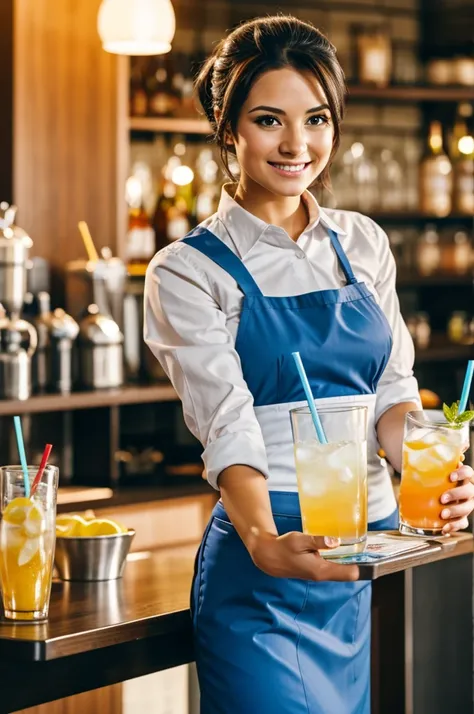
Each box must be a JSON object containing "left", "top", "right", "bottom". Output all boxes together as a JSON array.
[{"left": 217, "top": 184, "right": 346, "bottom": 258}]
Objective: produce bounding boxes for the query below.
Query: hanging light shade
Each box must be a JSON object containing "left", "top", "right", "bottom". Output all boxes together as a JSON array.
[{"left": 97, "top": 0, "right": 176, "bottom": 56}]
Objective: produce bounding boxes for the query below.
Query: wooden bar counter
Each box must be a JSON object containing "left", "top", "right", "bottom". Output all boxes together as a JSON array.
[{"left": 0, "top": 534, "right": 472, "bottom": 714}]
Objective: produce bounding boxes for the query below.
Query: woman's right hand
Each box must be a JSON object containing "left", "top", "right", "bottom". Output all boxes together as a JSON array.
[{"left": 248, "top": 529, "right": 360, "bottom": 582}]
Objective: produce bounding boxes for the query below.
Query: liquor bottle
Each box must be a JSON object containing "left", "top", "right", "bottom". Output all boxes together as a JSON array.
[
  {"left": 194, "top": 148, "right": 220, "bottom": 223},
  {"left": 450, "top": 103, "right": 474, "bottom": 216},
  {"left": 129, "top": 58, "right": 148, "bottom": 118},
  {"left": 126, "top": 198, "right": 156, "bottom": 275},
  {"left": 419, "top": 121, "right": 452, "bottom": 217},
  {"left": 415, "top": 224, "right": 441, "bottom": 276},
  {"left": 147, "top": 55, "right": 179, "bottom": 117},
  {"left": 153, "top": 162, "right": 193, "bottom": 249}
]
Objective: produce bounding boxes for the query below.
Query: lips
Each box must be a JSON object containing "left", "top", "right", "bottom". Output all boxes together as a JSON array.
[{"left": 268, "top": 161, "right": 312, "bottom": 177}]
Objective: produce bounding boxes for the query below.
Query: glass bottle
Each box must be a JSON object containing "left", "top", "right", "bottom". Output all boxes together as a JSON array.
[
  {"left": 416, "top": 224, "right": 441, "bottom": 276},
  {"left": 147, "top": 55, "right": 179, "bottom": 117},
  {"left": 419, "top": 121, "right": 453, "bottom": 217},
  {"left": 448, "top": 311, "right": 469, "bottom": 343},
  {"left": 351, "top": 142, "right": 379, "bottom": 213},
  {"left": 129, "top": 58, "right": 149, "bottom": 118},
  {"left": 355, "top": 27, "right": 392, "bottom": 87},
  {"left": 125, "top": 177, "right": 156, "bottom": 275},
  {"left": 453, "top": 231, "right": 472, "bottom": 273},
  {"left": 450, "top": 103, "right": 474, "bottom": 216},
  {"left": 379, "top": 149, "right": 404, "bottom": 212},
  {"left": 153, "top": 148, "right": 193, "bottom": 250},
  {"left": 194, "top": 148, "right": 220, "bottom": 223}
]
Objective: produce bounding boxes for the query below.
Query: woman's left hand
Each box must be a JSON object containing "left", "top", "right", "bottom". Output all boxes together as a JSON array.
[{"left": 440, "top": 459, "right": 474, "bottom": 533}]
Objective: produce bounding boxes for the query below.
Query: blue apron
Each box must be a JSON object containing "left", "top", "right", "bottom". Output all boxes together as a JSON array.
[{"left": 185, "top": 226, "right": 396, "bottom": 714}]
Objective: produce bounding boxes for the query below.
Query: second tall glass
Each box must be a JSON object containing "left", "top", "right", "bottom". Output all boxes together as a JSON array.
[
  {"left": 0, "top": 465, "right": 58, "bottom": 621},
  {"left": 290, "top": 404, "right": 368, "bottom": 556}
]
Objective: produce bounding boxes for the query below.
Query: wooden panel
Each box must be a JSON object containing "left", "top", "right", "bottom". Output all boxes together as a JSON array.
[
  {"left": 12, "top": 684, "right": 122, "bottom": 714},
  {"left": 94, "top": 493, "right": 215, "bottom": 550},
  {"left": 13, "top": 0, "right": 128, "bottom": 294},
  {"left": 0, "top": 0, "right": 13, "bottom": 203}
]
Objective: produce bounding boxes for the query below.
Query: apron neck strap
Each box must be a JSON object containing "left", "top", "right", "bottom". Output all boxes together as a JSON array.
[
  {"left": 182, "top": 227, "right": 264, "bottom": 297},
  {"left": 327, "top": 229, "right": 357, "bottom": 285}
]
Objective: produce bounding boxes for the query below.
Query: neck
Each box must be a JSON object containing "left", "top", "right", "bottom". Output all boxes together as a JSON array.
[{"left": 233, "top": 180, "right": 309, "bottom": 242}]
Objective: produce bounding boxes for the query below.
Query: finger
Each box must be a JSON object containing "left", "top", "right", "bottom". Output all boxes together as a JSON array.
[
  {"left": 296, "top": 534, "right": 341, "bottom": 552},
  {"left": 441, "top": 482, "right": 474, "bottom": 504},
  {"left": 313, "top": 557, "right": 360, "bottom": 583},
  {"left": 449, "top": 465, "right": 474, "bottom": 483},
  {"left": 440, "top": 501, "right": 474, "bottom": 521},
  {"left": 442, "top": 517, "right": 470, "bottom": 534}
]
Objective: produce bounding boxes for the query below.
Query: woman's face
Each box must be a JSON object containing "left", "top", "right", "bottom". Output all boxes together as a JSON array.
[{"left": 231, "top": 67, "right": 335, "bottom": 198}]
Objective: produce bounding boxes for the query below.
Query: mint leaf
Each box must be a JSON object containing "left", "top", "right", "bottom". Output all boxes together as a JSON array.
[
  {"left": 456, "top": 410, "right": 474, "bottom": 424},
  {"left": 443, "top": 403, "right": 454, "bottom": 423},
  {"left": 442, "top": 402, "right": 473, "bottom": 428}
]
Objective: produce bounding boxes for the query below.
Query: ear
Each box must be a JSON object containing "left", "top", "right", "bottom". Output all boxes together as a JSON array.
[{"left": 214, "top": 107, "right": 234, "bottom": 147}]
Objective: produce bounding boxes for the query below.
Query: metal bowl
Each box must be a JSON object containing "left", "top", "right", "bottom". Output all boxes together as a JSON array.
[{"left": 54, "top": 530, "right": 135, "bottom": 581}]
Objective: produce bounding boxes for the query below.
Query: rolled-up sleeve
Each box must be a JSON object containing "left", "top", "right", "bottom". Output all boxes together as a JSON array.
[
  {"left": 368, "top": 219, "right": 421, "bottom": 424},
  {"left": 144, "top": 244, "right": 270, "bottom": 490}
]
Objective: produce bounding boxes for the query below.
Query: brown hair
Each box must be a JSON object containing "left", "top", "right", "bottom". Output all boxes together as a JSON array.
[{"left": 195, "top": 15, "right": 346, "bottom": 186}]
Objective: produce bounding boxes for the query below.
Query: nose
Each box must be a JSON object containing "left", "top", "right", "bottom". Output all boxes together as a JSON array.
[{"left": 279, "top": 125, "right": 308, "bottom": 157}]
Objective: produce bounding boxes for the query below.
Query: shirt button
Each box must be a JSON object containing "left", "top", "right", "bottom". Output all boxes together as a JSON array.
[{"left": 295, "top": 252, "right": 306, "bottom": 260}]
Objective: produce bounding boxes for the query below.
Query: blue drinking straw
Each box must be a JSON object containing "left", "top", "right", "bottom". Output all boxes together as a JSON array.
[
  {"left": 458, "top": 360, "right": 474, "bottom": 414},
  {"left": 291, "top": 352, "right": 328, "bottom": 444},
  {"left": 13, "top": 416, "right": 30, "bottom": 498}
]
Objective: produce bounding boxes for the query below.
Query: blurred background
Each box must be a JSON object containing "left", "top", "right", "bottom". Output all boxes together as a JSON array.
[{"left": 0, "top": 0, "right": 472, "bottom": 492}]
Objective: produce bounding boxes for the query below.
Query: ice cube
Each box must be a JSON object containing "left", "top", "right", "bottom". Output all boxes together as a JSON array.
[
  {"left": 326, "top": 442, "right": 353, "bottom": 469},
  {"left": 432, "top": 444, "right": 458, "bottom": 463},
  {"left": 23, "top": 502, "right": 46, "bottom": 538},
  {"left": 409, "top": 428, "right": 435, "bottom": 444},
  {"left": 18, "top": 537, "right": 39, "bottom": 566},
  {"left": 338, "top": 466, "right": 354, "bottom": 483},
  {"left": 295, "top": 444, "right": 320, "bottom": 463},
  {"left": 405, "top": 448, "right": 439, "bottom": 472},
  {"left": 1, "top": 522, "right": 24, "bottom": 549},
  {"left": 300, "top": 478, "right": 328, "bottom": 497}
]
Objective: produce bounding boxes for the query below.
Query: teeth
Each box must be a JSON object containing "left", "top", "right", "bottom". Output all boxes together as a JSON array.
[{"left": 272, "top": 163, "right": 306, "bottom": 173}]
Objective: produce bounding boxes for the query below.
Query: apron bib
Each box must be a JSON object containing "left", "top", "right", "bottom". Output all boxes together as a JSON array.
[{"left": 184, "top": 226, "right": 395, "bottom": 714}]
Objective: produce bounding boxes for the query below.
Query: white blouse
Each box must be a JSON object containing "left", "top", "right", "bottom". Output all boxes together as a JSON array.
[{"left": 144, "top": 186, "right": 421, "bottom": 522}]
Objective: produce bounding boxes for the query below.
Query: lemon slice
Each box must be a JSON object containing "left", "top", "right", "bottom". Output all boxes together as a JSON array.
[
  {"left": 81, "top": 518, "right": 128, "bottom": 536},
  {"left": 3, "top": 497, "right": 31, "bottom": 526},
  {"left": 55, "top": 514, "right": 88, "bottom": 537}
]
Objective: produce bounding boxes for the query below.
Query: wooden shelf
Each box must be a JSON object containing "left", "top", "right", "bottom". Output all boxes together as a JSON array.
[
  {"left": 397, "top": 272, "right": 474, "bottom": 287},
  {"left": 372, "top": 213, "right": 474, "bottom": 224},
  {"left": 0, "top": 384, "right": 178, "bottom": 416},
  {"left": 128, "top": 85, "right": 474, "bottom": 137},
  {"left": 129, "top": 116, "right": 211, "bottom": 134},
  {"left": 415, "top": 335, "right": 474, "bottom": 363},
  {"left": 347, "top": 84, "right": 474, "bottom": 102}
]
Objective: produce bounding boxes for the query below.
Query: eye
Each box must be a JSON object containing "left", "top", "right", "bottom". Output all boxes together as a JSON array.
[
  {"left": 307, "top": 115, "right": 330, "bottom": 126},
  {"left": 254, "top": 115, "right": 281, "bottom": 128}
]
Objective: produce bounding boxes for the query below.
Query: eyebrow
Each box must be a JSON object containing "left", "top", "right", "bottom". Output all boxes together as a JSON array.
[{"left": 248, "top": 103, "right": 330, "bottom": 115}]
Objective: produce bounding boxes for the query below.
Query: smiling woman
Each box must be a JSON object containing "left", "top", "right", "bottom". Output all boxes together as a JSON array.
[{"left": 143, "top": 13, "right": 441, "bottom": 714}]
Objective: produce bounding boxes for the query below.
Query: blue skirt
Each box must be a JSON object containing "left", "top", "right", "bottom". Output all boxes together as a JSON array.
[{"left": 191, "top": 491, "right": 398, "bottom": 714}]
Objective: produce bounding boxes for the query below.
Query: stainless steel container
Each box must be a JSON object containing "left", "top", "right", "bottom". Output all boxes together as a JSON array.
[
  {"left": 0, "top": 202, "right": 33, "bottom": 317},
  {"left": 0, "top": 305, "right": 37, "bottom": 400},
  {"left": 54, "top": 530, "right": 135, "bottom": 581},
  {"left": 79, "top": 305, "right": 124, "bottom": 389},
  {"left": 33, "top": 293, "right": 79, "bottom": 394},
  {"left": 65, "top": 251, "right": 127, "bottom": 330}
]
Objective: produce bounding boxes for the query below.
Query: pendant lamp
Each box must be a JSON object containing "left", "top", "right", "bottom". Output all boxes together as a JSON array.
[{"left": 97, "top": 0, "right": 176, "bottom": 56}]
